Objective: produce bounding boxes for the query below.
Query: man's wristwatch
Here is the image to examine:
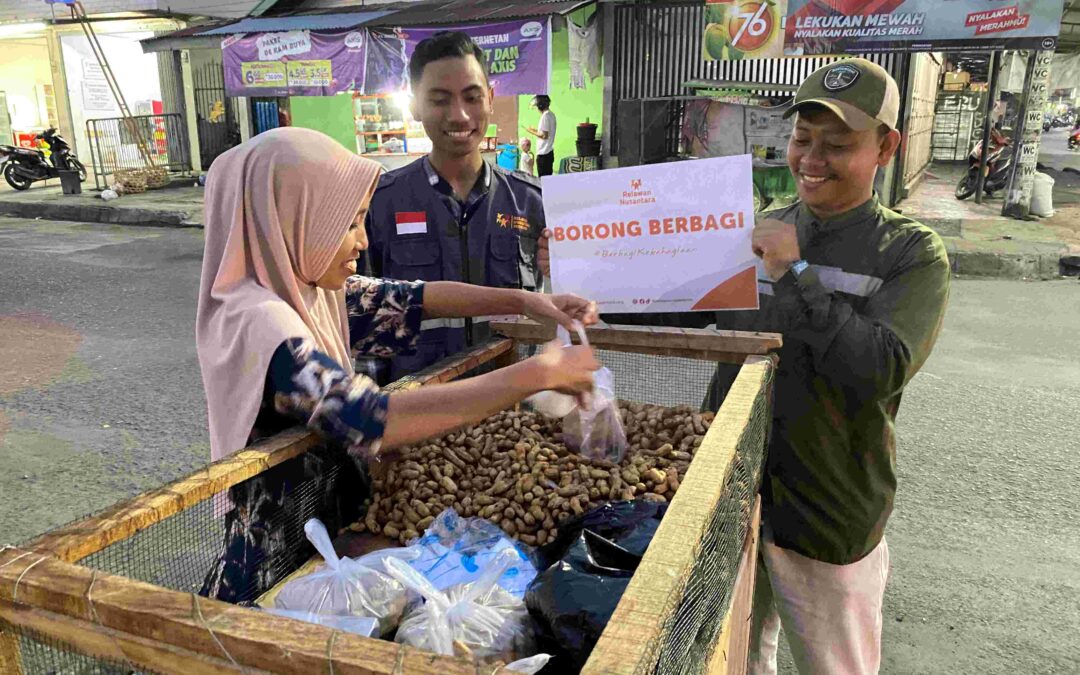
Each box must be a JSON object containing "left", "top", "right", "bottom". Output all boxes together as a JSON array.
[{"left": 789, "top": 260, "right": 810, "bottom": 279}]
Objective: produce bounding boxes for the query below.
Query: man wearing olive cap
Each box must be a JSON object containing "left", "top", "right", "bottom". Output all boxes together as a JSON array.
[
  {"left": 537, "top": 58, "right": 950, "bottom": 672},
  {"left": 734, "top": 58, "right": 950, "bottom": 674}
]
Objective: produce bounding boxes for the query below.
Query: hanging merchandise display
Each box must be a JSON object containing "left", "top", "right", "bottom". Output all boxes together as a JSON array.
[{"left": 567, "top": 12, "right": 602, "bottom": 89}]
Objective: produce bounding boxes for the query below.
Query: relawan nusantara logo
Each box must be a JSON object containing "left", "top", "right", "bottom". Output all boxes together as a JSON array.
[{"left": 621, "top": 178, "right": 656, "bottom": 206}]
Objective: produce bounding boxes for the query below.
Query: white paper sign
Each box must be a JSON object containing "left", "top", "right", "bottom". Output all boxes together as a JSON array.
[
  {"left": 544, "top": 155, "right": 760, "bottom": 313},
  {"left": 256, "top": 30, "right": 312, "bottom": 61}
]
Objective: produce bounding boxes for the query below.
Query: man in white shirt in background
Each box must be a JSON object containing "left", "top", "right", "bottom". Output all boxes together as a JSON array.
[{"left": 525, "top": 95, "right": 557, "bottom": 176}]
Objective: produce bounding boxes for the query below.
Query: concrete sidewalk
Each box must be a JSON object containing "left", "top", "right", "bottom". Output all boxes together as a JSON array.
[
  {"left": 897, "top": 162, "right": 1080, "bottom": 279},
  {"left": 2, "top": 163, "right": 1078, "bottom": 279},
  {"left": 0, "top": 178, "right": 203, "bottom": 228}
]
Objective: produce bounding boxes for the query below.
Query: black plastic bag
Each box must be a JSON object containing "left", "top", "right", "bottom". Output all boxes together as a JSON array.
[{"left": 525, "top": 501, "right": 668, "bottom": 673}]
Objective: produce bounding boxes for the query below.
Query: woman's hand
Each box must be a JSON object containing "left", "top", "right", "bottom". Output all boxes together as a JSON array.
[
  {"left": 532, "top": 340, "right": 600, "bottom": 400},
  {"left": 521, "top": 291, "right": 599, "bottom": 332}
]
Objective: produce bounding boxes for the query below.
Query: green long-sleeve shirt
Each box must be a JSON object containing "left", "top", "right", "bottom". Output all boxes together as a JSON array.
[
  {"left": 607, "top": 197, "right": 950, "bottom": 564},
  {"left": 711, "top": 197, "right": 950, "bottom": 563}
]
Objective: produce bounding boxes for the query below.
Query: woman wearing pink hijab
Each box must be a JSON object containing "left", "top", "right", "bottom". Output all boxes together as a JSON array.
[{"left": 196, "top": 127, "right": 599, "bottom": 601}]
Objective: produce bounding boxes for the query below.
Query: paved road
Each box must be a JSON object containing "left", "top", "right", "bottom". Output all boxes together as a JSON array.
[
  {"left": 1038, "top": 127, "right": 1080, "bottom": 173},
  {"left": 0, "top": 217, "right": 1077, "bottom": 673},
  {"left": 0, "top": 217, "right": 208, "bottom": 540}
]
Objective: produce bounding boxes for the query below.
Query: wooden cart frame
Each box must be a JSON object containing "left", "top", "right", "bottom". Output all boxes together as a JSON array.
[{"left": 0, "top": 322, "right": 779, "bottom": 675}]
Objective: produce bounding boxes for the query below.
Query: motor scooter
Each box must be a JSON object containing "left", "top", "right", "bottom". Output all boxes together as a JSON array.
[
  {"left": 0, "top": 128, "right": 86, "bottom": 190},
  {"left": 955, "top": 130, "right": 1012, "bottom": 201}
]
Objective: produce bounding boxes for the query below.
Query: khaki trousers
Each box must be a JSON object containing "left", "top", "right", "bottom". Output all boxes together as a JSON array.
[{"left": 748, "top": 525, "right": 890, "bottom": 675}]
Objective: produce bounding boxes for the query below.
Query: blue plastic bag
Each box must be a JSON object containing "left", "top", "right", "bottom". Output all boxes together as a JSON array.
[{"left": 405, "top": 508, "right": 538, "bottom": 600}]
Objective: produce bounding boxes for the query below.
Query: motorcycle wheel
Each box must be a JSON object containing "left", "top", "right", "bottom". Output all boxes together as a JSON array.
[
  {"left": 67, "top": 156, "right": 87, "bottom": 182},
  {"left": 3, "top": 163, "right": 32, "bottom": 191},
  {"left": 955, "top": 173, "right": 976, "bottom": 200}
]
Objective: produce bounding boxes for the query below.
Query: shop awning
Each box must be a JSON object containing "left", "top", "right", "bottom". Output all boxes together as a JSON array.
[
  {"left": 142, "top": 0, "right": 595, "bottom": 52},
  {"left": 199, "top": 11, "right": 394, "bottom": 35},
  {"left": 362, "top": 0, "right": 595, "bottom": 27}
]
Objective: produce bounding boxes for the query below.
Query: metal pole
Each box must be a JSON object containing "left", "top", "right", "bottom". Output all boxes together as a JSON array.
[
  {"left": 974, "top": 51, "right": 1001, "bottom": 204},
  {"left": 1002, "top": 50, "right": 1053, "bottom": 219},
  {"left": 1001, "top": 52, "right": 1037, "bottom": 211}
]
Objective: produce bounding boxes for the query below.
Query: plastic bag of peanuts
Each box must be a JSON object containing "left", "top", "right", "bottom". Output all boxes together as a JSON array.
[{"left": 385, "top": 548, "right": 540, "bottom": 661}]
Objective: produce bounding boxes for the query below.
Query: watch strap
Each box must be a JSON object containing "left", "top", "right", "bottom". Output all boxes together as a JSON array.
[{"left": 790, "top": 260, "right": 810, "bottom": 278}]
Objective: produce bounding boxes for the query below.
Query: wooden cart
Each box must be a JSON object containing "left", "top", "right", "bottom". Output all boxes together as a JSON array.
[{"left": 0, "top": 322, "right": 779, "bottom": 675}]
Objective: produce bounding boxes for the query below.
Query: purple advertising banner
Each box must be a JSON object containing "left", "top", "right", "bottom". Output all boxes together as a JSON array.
[
  {"left": 223, "top": 28, "right": 371, "bottom": 97},
  {"left": 398, "top": 19, "right": 550, "bottom": 96},
  {"left": 223, "top": 19, "right": 549, "bottom": 98}
]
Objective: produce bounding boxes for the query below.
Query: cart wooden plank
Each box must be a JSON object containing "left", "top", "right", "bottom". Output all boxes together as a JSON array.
[
  {"left": 0, "top": 548, "right": 477, "bottom": 675},
  {"left": 582, "top": 357, "right": 772, "bottom": 674},
  {"left": 383, "top": 338, "right": 514, "bottom": 391},
  {"left": 0, "top": 602, "right": 273, "bottom": 675},
  {"left": 492, "top": 319, "right": 781, "bottom": 362},
  {"left": 23, "top": 428, "right": 321, "bottom": 564}
]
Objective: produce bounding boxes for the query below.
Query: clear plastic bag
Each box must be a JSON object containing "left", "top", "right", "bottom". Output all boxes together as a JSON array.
[
  {"left": 271, "top": 519, "right": 412, "bottom": 637},
  {"left": 263, "top": 608, "right": 380, "bottom": 638},
  {"left": 503, "top": 654, "right": 553, "bottom": 674},
  {"left": 385, "top": 548, "right": 538, "bottom": 661},
  {"left": 523, "top": 324, "right": 581, "bottom": 419},
  {"left": 555, "top": 326, "right": 628, "bottom": 463},
  {"left": 405, "top": 508, "right": 537, "bottom": 600}
]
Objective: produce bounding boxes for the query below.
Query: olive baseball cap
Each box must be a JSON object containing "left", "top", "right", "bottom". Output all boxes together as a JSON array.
[{"left": 784, "top": 58, "right": 899, "bottom": 131}]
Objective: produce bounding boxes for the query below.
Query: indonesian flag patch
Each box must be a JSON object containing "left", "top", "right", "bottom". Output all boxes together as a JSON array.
[{"left": 395, "top": 211, "right": 427, "bottom": 235}]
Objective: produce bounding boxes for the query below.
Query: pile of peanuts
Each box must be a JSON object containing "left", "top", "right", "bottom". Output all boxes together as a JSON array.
[{"left": 353, "top": 402, "right": 715, "bottom": 546}]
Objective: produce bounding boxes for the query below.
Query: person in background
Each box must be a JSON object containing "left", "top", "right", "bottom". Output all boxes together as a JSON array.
[
  {"left": 196, "top": 127, "right": 600, "bottom": 603},
  {"left": 520, "top": 137, "right": 535, "bottom": 176},
  {"left": 540, "top": 59, "right": 950, "bottom": 675},
  {"left": 525, "top": 95, "right": 557, "bottom": 177},
  {"left": 365, "top": 31, "right": 547, "bottom": 383}
]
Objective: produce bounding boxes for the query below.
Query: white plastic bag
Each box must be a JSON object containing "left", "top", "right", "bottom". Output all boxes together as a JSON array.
[
  {"left": 263, "top": 608, "right": 379, "bottom": 638},
  {"left": 385, "top": 549, "right": 535, "bottom": 661},
  {"left": 272, "top": 519, "right": 411, "bottom": 636},
  {"left": 100, "top": 189, "right": 118, "bottom": 201},
  {"left": 503, "top": 654, "right": 553, "bottom": 673}
]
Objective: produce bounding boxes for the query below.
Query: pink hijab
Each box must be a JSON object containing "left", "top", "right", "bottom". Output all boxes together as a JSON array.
[{"left": 196, "top": 127, "right": 382, "bottom": 460}]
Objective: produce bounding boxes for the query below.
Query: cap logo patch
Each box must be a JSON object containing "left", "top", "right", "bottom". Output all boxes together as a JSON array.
[{"left": 823, "top": 64, "right": 861, "bottom": 91}]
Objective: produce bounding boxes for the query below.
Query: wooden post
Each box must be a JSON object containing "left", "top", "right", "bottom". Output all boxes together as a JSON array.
[
  {"left": 706, "top": 498, "right": 761, "bottom": 675},
  {"left": 491, "top": 319, "right": 782, "bottom": 363},
  {"left": 0, "top": 628, "right": 23, "bottom": 675}
]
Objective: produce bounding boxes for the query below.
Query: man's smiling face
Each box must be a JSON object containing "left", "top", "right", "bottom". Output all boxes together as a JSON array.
[
  {"left": 787, "top": 106, "right": 898, "bottom": 218},
  {"left": 411, "top": 55, "right": 493, "bottom": 159}
]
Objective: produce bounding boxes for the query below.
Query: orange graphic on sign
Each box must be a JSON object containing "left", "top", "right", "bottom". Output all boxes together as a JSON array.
[{"left": 691, "top": 265, "right": 758, "bottom": 310}]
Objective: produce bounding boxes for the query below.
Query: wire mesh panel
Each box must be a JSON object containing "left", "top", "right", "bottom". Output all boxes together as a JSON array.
[
  {"left": 16, "top": 628, "right": 139, "bottom": 675},
  {"left": 652, "top": 370, "right": 770, "bottom": 674},
  {"left": 86, "top": 115, "right": 191, "bottom": 191}
]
